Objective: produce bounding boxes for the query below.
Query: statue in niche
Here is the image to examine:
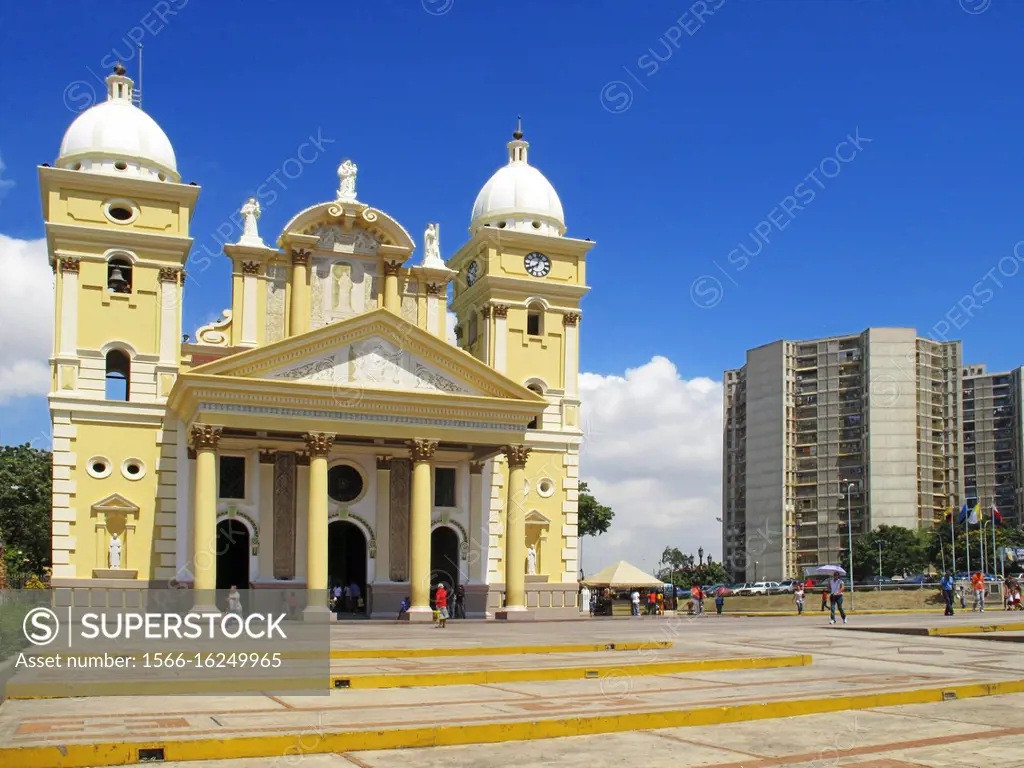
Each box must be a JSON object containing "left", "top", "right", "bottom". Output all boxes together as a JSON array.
[
  {"left": 527, "top": 544, "right": 537, "bottom": 575},
  {"left": 337, "top": 159, "right": 358, "bottom": 203},
  {"left": 332, "top": 263, "right": 354, "bottom": 313},
  {"left": 108, "top": 532, "right": 122, "bottom": 569}
]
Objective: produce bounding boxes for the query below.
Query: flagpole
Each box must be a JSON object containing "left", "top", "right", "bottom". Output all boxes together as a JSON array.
[
  {"left": 966, "top": 512, "right": 971, "bottom": 576},
  {"left": 950, "top": 509, "right": 956, "bottom": 575}
]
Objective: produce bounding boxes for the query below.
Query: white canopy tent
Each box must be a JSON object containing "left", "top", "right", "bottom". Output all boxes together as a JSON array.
[{"left": 582, "top": 560, "right": 665, "bottom": 589}]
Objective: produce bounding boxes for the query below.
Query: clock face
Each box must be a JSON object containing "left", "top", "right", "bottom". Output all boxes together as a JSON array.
[
  {"left": 524, "top": 252, "right": 551, "bottom": 278},
  {"left": 466, "top": 261, "right": 478, "bottom": 287}
]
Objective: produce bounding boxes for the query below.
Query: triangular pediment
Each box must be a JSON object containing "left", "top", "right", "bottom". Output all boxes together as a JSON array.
[
  {"left": 188, "top": 308, "right": 542, "bottom": 403},
  {"left": 91, "top": 494, "right": 140, "bottom": 515}
]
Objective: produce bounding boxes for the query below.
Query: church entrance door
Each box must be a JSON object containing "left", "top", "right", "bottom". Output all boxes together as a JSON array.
[
  {"left": 328, "top": 521, "right": 367, "bottom": 613},
  {"left": 216, "top": 519, "right": 250, "bottom": 591},
  {"left": 430, "top": 526, "right": 460, "bottom": 593}
]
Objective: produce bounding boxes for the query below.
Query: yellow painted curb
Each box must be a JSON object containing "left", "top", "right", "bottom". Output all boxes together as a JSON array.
[
  {"left": 928, "top": 621, "right": 1024, "bottom": 636},
  {"left": 5, "top": 678, "right": 1024, "bottom": 767},
  {"left": 31, "top": 640, "right": 674, "bottom": 663},
  {"left": 329, "top": 653, "right": 810, "bottom": 690},
  {"left": 4, "top": 676, "right": 329, "bottom": 700}
]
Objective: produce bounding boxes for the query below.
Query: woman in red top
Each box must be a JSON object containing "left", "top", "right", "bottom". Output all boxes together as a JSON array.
[{"left": 435, "top": 584, "right": 449, "bottom": 628}]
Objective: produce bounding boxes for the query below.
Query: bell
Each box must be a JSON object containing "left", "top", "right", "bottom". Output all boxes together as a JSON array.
[{"left": 108, "top": 266, "right": 128, "bottom": 293}]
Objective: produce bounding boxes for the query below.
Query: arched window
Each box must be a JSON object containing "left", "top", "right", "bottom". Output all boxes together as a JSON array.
[
  {"left": 107, "top": 256, "right": 133, "bottom": 293},
  {"left": 526, "top": 383, "right": 544, "bottom": 430},
  {"left": 527, "top": 302, "right": 544, "bottom": 337},
  {"left": 105, "top": 349, "right": 131, "bottom": 401}
]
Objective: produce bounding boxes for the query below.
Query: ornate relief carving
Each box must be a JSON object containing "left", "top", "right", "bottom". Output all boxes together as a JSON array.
[
  {"left": 195, "top": 310, "right": 232, "bottom": 347},
  {"left": 562, "top": 312, "right": 580, "bottom": 327},
  {"left": 180, "top": 270, "right": 188, "bottom": 287},
  {"left": 242, "top": 261, "right": 261, "bottom": 276},
  {"left": 265, "top": 266, "right": 286, "bottom": 344},
  {"left": 413, "top": 363, "right": 463, "bottom": 393},
  {"left": 492, "top": 304, "right": 509, "bottom": 319},
  {"left": 273, "top": 452, "right": 297, "bottom": 579},
  {"left": 409, "top": 439, "right": 439, "bottom": 463},
  {"left": 60, "top": 257, "right": 81, "bottom": 274},
  {"left": 376, "top": 456, "right": 393, "bottom": 471},
  {"left": 504, "top": 444, "right": 531, "bottom": 469},
  {"left": 259, "top": 450, "right": 276, "bottom": 464},
  {"left": 303, "top": 432, "right": 335, "bottom": 457},
  {"left": 190, "top": 425, "right": 222, "bottom": 451},
  {"left": 426, "top": 283, "right": 442, "bottom": 296},
  {"left": 480, "top": 306, "right": 492, "bottom": 320},
  {"left": 292, "top": 249, "right": 310, "bottom": 266},
  {"left": 305, "top": 224, "right": 380, "bottom": 255},
  {"left": 389, "top": 459, "right": 411, "bottom": 581},
  {"left": 383, "top": 261, "right": 402, "bottom": 277},
  {"left": 365, "top": 268, "right": 379, "bottom": 310},
  {"left": 159, "top": 267, "right": 180, "bottom": 283},
  {"left": 401, "top": 294, "right": 419, "bottom": 325},
  {"left": 278, "top": 355, "right": 336, "bottom": 382}
]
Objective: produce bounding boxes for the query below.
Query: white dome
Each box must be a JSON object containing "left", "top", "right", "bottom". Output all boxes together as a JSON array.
[
  {"left": 56, "top": 68, "right": 178, "bottom": 182},
  {"left": 470, "top": 130, "right": 565, "bottom": 236}
]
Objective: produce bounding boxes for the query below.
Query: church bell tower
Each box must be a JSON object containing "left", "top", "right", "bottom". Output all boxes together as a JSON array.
[
  {"left": 40, "top": 63, "right": 199, "bottom": 582},
  {"left": 449, "top": 122, "right": 594, "bottom": 586}
]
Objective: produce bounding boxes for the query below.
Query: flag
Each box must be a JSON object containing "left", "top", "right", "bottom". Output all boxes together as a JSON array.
[
  {"left": 936, "top": 507, "right": 953, "bottom": 526},
  {"left": 992, "top": 504, "right": 1004, "bottom": 525},
  {"left": 958, "top": 503, "right": 969, "bottom": 524},
  {"left": 968, "top": 503, "right": 980, "bottom": 525}
]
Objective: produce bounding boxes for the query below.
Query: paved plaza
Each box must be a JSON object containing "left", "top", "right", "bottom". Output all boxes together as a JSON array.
[{"left": 2, "top": 613, "right": 1024, "bottom": 767}]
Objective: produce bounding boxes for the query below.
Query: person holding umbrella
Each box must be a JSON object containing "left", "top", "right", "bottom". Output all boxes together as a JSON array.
[{"left": 828, "top": 571, "right": 847, "bottom": 625}]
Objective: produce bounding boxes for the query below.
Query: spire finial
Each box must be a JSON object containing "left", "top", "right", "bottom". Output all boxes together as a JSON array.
[
  {"left": 513, "top": 115, "right": 523, "bottom": 141},
  {"left": 113, "top": 62, "right": 126, "bottom": 76}
]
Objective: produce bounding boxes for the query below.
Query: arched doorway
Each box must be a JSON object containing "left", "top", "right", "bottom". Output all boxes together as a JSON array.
[
  {"left": 216, "top": 519, "right": 250, "bottom": 591},
  {"left": 430, "top": 526, "right": 460, "bottom": 593},
  {"left": 328, "top": 521, "right": 367, "bottom": 613}
]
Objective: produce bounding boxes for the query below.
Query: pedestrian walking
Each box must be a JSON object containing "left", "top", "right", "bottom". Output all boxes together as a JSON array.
[
  {"left": 434, "top": 583, "right": 449, "bottom": 628},
  {"left": 956, "top": 582, "right": 966, "bottom": 610},
  {"left": 971, "top": 571, "right": 985, "bottom": 613},
  {"left": 715, "top": 591, "right": 725, "bottom": 615},
  {"left": 828, "top": 572, "right": 847, "bottom": 625},
  {"left": 940, "top": 571, "right": 955, "bottom": 616},
  {"left": 794, "top": 585, "right": 805, "bottom": 615},
  {"left": 820, "top": 588, "right": 829, "bottom": 612},
  {"left": 693, "top": 585, "right": 704, "bottom": 616},
  {"left": 455, "top": 584, "right": 466, "bottom": 619},
  {"left": 631, "top": 589, "right": 640, "bottom": 616}
]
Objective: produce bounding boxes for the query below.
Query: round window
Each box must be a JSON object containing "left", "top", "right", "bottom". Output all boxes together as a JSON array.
[
  {"left": 114, "top": 160, "right": 128, "bottom": 171},
  {"left": 327, "top": 464, "right": 364, "bottom": 503},
  {"left": 87, "top": 457, "right": 113, "bottom": 479},
  {"left": 93, "top": 461, "right": 107, "bottom": 474},
  {"left": 107, "top": 206, "right": 133, "bottom": 221},
  {"left": 538, "top": 478, "right": 555, "bottom": 498},
  {"left": 121, "top": 458, "right": 146, "bottom": 480}
]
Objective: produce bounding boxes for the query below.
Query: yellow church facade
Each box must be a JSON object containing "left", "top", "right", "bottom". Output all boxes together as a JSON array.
[{"left": 40, "top": 65, "right": 593, "bottom": 619}]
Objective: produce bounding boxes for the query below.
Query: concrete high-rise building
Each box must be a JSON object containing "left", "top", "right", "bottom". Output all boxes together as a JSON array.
[
  {"left": 722, "top": 328, "right": 963, "bottom": 582},
  {"left": 962, "top": 365, "right": 1024, "bottom": 525}
]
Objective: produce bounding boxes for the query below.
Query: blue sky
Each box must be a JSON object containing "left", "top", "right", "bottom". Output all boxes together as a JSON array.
[{"left": 2, "top": 1, "right": 1023, "bottom": 456}]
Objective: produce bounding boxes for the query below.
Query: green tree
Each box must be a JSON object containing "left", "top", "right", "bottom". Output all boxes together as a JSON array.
[
  {"left": 677, "top": 561, "right": 728, "bottom": 589},
  {"left": 577, "top": 481, "right": 614, "bottom": 537},
  {"left": 657, "top": 546, "right": 686, "bottom": 584},
  {"left": 0, "top": 444, "right": 52, "bottom": 577},
  {"left": 839, "top": 525, "right": 928, "bottom": 581}
]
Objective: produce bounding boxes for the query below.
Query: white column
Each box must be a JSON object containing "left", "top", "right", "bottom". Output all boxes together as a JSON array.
[
  {"left": 563, "top": 313, "right": 580, "bottom": 397},
  {"left": 493, "top": 305, "right": 508, "bottom": 375},
  {"left": 375, "top": 457, "right": 392, "bottom": 581},
  {"left": 159, "top": 270, "right": 179, "bottom": 364},
  {"left": 241, "top": 265, "right": 258, "bottom": 347},
  {"left": 59, "top": 260, "right": 79, "bottom": 356},
  {"left": 481, "top": 307, "right": 492, "bottom": 365},
  {"left": 176, "top": 417, "right": 190, "bottom": 580}
]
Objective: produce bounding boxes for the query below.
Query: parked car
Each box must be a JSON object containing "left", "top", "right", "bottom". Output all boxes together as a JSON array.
[
  {"left": 742, "top": 581, "right": 780, "bottom": 595},
  {"left": 771, "top": 579, "right": 799, "bottom": 594},
  {"left": 733, "top": 582, "right": 756, "bottom": 595}
]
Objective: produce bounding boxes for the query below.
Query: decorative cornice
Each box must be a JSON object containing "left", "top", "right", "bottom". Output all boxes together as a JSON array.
[
  {"left": 562, "top": 312, "right": 580, "bottom": 327},
  {"left": 180, "top": 270, "right": 188, "bottom": 287},
  {"left": 504, "top": 444, "right": 531, "bottom": 469},
  {"left": 426, "top": 283, "right": 442, "bottom": 296},
  {"left": 409, "top": 438, "right": 439, "bottom": 463},
  {"left": 189, "top": 424, "right": 222, "bottom": 451},
  {"left": 60, "top": 257, "right": 81, "bottom": 274},
  {"left": 242, "top": 261, "right": 261, "bottom": 276},
  {"left": 383, "top": 261, "right": 402, "bottom": 277},
  {"left": 292, "top": 249, "right": 310, "bottom": 266},
  {"left": 303, "top": 432, "right": 335, "bottom": 458},
  {"left": 480, "top": 306, "right": 492, "bottom": 320},
  {"left": 159, "top": 267, "right": 180, "bottom": 283},
  {"left": 492, "top": 304, "right": 509, "bottom": 319},
  {"left": 376, "top": 456, "right": 393, "bottom": 471},
  {"left": 469, "top": 461, "right": 485, "bottom": 475},
  {"left": 258, "top": 449, "right": 276, "bottom": 464}
]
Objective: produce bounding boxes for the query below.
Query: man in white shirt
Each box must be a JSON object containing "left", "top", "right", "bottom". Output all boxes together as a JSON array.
[
  {"left": 630, "top": 590, "right": 640, "bottom": 616},
  {"left": 829, "top": 572, "right": 847, "bottom": 625}
]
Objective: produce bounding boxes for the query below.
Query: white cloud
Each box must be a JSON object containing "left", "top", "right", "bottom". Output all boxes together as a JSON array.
[
  {"left": 578, "top": 356, "right": 723, "bottom": 578},
  {"left": 0, "top": 236, "right": 52, "bottom": 403}
]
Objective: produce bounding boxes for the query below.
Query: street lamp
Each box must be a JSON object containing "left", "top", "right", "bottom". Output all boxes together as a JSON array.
[
  {"left": 842, "top": 478, "right": 856, "bottom": 610},
  {"left": 877, "top": 540, "right": 883, "bottom": 592},
  {"left": 698, "top": 547, "right": 704, "bottom": 566}
]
